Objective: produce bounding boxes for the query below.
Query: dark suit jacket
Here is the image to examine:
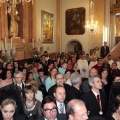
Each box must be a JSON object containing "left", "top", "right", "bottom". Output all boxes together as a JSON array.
[
  {"left": 48, "top": 83, "right": 70, "bottom": 101},
  {"left": 40, "top": 61, "right": 48, "bottom": 75},
  {"left": 67, "top": 85, "right": 84, "bottom": 101},
  {"left": 37, "top": 114, "right": 67, "bottom": 120},
  {"left": 81, "top": 80, "right": 90, "bottom": 93},
  {"left": 100, "top": 46, "right": 109, "bottom": 58},
  {"left": 82, "top": 90, "right": 107, "bottom": 117}
]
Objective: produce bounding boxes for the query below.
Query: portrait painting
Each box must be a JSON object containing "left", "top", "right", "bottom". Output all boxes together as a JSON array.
[
  {"left": 65, "top": 7, "right": 85, "bottom": 35},
  {"left": 41, "top": 10, "right": 54, "bottom": 43}
]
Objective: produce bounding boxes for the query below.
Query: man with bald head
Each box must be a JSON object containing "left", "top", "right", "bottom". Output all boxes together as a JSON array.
[
  {"left": 81, "top": 68, "right": 98, "bottom": 93},
  {"left": 67, "top": 99, "right": 88, "bottom": 120}
]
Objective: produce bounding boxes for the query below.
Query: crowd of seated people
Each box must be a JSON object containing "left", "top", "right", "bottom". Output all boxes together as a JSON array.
[{"left": 0, "top": 50, "right": 120, "bottom": 120}]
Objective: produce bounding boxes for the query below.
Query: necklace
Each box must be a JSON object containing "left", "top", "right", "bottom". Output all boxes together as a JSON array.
[{"left": 25, "top": 101, "right": 36, "bottom": 110}]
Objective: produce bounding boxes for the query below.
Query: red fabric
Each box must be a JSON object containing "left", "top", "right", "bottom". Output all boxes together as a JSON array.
[{"left": 92, "top": 64, "right": 102, "bottom": 74}]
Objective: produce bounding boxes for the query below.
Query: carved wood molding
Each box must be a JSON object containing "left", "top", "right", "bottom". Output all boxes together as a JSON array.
[{"left": 111, "top": 4, "right": 120, "bottom": 13}]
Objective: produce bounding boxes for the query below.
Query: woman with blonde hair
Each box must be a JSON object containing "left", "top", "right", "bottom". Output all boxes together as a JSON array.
[{"left": 0, "top": 98, "right": 25, "bottom": 120}]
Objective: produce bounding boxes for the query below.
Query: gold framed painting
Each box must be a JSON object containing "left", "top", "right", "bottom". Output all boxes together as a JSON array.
[
  {"left": 65, "top": 7, "right": 85, "bottom": 35},
  {"left": 41, "top": 10, "right": 54, "bottom": 43}
]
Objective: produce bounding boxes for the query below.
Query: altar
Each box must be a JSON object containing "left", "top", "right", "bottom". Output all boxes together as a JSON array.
[{"left": 12, "top": 37, "right": 33, "bottom": 60}]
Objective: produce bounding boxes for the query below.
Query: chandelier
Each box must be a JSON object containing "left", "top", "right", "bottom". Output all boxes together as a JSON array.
[
  {"left": 85, "top": 0, "right": 99, "bottom": 34},
  {"left": 0, "top": 0, "right": 33, "bottom": 6}
]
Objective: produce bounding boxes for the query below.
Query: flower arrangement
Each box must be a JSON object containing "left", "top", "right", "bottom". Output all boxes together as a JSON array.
[
  {"left": 33, "top": 38, "right": 42, "bottom": 58},
  {"left": 32, "top": 38, "right": 43, "bottom": 63},
  {"left": 0, "top": 48, "right": 17, "bottom": 67}
]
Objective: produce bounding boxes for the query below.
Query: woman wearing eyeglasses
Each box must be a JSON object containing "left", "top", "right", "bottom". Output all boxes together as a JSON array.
[
  {"left": 22, "top": 85, "right": 42, "bottom": 120},
  {"left": 0, "top": 98, "right": 26, "bottom": 120}
]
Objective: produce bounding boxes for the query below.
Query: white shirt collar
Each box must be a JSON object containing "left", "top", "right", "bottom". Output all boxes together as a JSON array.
[
  {"left": 17, "top": 82, "right": 23, "bottom": 89},
  {"left": 91, "top": 89, "right": 100, "bottom": 97},
  {"left": 45, "top": 117, "right": 57, "bottom": 120},
  {"left": 56, "top": 100, "right": 63, "bottom": 106}
]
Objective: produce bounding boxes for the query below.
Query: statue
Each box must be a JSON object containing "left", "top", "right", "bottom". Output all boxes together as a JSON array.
[
  {"left": 9, "top": 5, "right": 20, "bottom": 37},
  {"left": 44, "top": 16, "right": 53, "bottom": 39}
]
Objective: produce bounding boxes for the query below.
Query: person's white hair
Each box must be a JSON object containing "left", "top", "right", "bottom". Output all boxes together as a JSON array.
[
  {"left": 88, "top": 75, "right": 100, "bottom": 87},
  {"left": 71, "top": 72, "right": 82, "bottom": 85},
  {"left": 14, "top": 71, "right": 23, "bottom": 78}
]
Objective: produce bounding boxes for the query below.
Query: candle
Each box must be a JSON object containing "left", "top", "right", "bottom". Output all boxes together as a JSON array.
[
  {"left": 0, "top": 41, "right": 1, "bottom": 50},
  {"left": 32, "top": 39, "right": 34, "bottom": 48},
  {"left": 5, "top": 37, "right": 6, "bottom": 50},
  {"left": 36, "top": 39, "right": 38, "bottom": 48},
  {"left": 1, "top": 41, "right": 4, "bottom": 50},
  {"left": 11, "top": 38, "right": 12, "bottom": 49}
]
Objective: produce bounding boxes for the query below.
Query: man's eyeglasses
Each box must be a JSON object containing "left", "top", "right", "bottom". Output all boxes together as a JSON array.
[
  {"left": 56, "top": 78, "right": 64, "bottom": 80},
  {"left": 43, "top": 107, "right": 57, "bottom": 113}
]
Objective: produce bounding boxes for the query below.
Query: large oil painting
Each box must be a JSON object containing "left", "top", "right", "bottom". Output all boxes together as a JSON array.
[
  {"left": 65, "top": 7, "right": 85, "bottom": 35},
  {"left": 41, "top": 10, "right": 54, "bottom": 43}
]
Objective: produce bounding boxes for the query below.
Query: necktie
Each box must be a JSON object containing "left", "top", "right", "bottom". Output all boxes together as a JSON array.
[
  {"left": 60, "top": 103, "right": 64, "bottom": 114},
  {"left": 97, "top": 95, "right": 103, "bottom": 115},
  {"left": 97, "top": 95, "right": 102, "bottom": 109},
  {"left": 97, "top": 95, "right": 100, "bottom": 102}
]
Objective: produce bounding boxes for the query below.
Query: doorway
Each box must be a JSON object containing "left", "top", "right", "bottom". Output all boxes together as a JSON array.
[{"left": 66, "top": 40, "right": 82, "bottom": 53}]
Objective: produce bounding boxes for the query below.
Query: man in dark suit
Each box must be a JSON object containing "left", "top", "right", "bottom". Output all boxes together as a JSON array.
[
  {"left": 82, "top": 75, "right": 107, "bottom": 117},
  {"left": 81, "top": 68, "right": 98, "bottom": 93},
  {"left": 48, "top": 73, "right": 70, "bottom": 101},
  {"left": 14, "top": 71, "right": 25, "bottom": 91},
  {"left": 67, "top": 72, "right": 83, "bottom": 101},
  {"left": 100, "top": 41, "right": 109, "bottom": 58},
  {"left": 40, "top": 55, "right": 48, "bottom": 75},
  {"left": 53, "top": 86, "right": 67, "bottom": 114},
  {"left": 37, "top": 96, "right": 67, "bottom": 120}
]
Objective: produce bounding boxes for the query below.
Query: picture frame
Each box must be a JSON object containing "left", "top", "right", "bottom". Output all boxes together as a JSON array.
[
  {"left": 65, "top": 7, "right": 85, "bottom": 35},
  {"left": 41, "top": 10, "right": 54, "bottom": 43}
]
